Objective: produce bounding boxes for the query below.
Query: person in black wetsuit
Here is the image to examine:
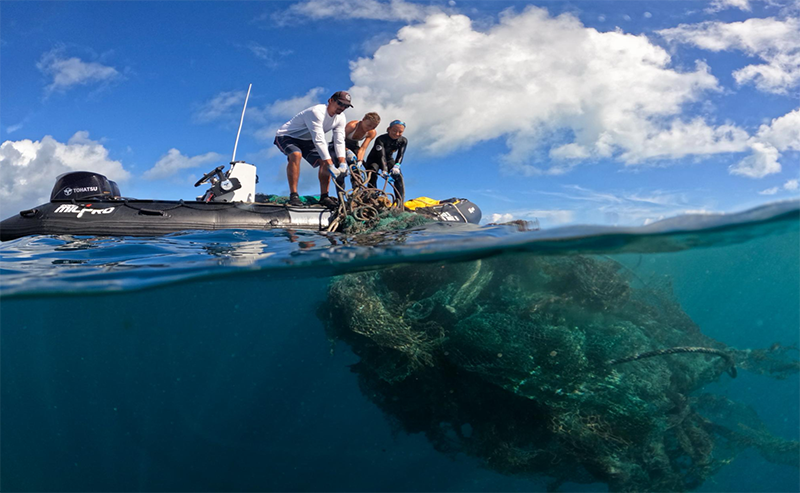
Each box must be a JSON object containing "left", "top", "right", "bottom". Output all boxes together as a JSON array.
[{"left": 364, "top": 120, "right": 408, "bottom": 203}]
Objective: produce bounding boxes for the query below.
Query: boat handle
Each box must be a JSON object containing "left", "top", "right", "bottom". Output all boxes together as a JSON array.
[
  {"left": 20, "top": 209, "right": 38, "bottom": 218},
  {"left": 137, "top": 209, "right": 166, "bottom": 216}
]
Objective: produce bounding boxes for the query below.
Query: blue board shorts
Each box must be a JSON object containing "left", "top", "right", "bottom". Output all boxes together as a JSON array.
[{"left": 274, "top": 135, "right": 323, "bottom": 167}]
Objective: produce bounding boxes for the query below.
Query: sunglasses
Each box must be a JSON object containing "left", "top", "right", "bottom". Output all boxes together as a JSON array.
[{"left": 335, "top": 100, "right": 350, "bottom": 108}]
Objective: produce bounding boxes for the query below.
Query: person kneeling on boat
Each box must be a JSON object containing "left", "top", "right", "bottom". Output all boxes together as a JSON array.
[
  {"left": 365, "top": 120, "right": 408, "bottom": 204},
  {"left": 274, "top": 91, "right": 352, "bottom": 208}
]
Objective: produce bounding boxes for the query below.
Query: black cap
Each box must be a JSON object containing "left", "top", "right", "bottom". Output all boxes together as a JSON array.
[{"left": 331, "top": 90, "right": 353, "bottom": 108}]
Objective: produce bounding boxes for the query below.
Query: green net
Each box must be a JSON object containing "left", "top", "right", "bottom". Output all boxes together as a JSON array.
[
  {"left": 255, "top": 193, "right": 322, "bottom": 205},
  {"left": 340, "top": 208, "right": 434, "bottom": 235},
  {"left": 319, "top": 254, "right": 799, "bottom": 492}
]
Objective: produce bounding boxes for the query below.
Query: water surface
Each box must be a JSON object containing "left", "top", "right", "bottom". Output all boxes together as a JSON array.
[{"left": 1, "top": 201, "right": 798, "bottom": 492}]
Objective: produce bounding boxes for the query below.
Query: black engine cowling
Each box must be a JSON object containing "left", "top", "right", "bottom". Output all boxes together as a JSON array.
[{"left": 50, "top": 171, "right": 116, "bottom": 202}]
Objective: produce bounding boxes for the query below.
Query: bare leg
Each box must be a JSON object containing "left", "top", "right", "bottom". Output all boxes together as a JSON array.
[
  {"left": 317, "top": 161, "right": 331, "bottom": 195},
  {"left": 286, "top": 152, "right": 302, "bottom": 194}
]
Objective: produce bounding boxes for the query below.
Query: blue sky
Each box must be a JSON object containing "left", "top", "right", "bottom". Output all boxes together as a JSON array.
[{"left": 2, "top": 0, "right": 799, "bottom": 228}]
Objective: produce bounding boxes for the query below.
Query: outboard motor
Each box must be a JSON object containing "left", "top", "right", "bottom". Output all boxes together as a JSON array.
[
  {"left": 109, "top": 180, "right": 121, "bottom": 199},
  {"left": 50, "top": 171, "right": 115, "bottom": 202}
]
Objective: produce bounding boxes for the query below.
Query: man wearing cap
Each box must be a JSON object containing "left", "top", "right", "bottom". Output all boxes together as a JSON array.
[{"left": 274, "top": 91, "right": 352, "bottom": 207}]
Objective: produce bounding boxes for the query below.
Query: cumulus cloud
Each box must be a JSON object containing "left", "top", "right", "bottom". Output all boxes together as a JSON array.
[
  {"left": 732, "top": 107, "right": 800, "bottom": 177},
  {"left": 730, "top": 141, "right": 781, "bottom": 177},
  {"left": 143, "top": 149, "right": 224, "bottom": 180},
  {"left": 753, "top": 107, "right": 800, "bottom": 151},
  {"left": 707, "top": 0, "right": 752, "bottom": 13},
  {"left": 0, "top": 132, "right": 130, "bottom": 214},
  {"left": 346, "top": 8, "right": 748, "bottom": 174},
  {"left": 759, "top": 178, "right": 799, "bottom": 194},
  {"left": 37, "top": 46, "right": 120, "bottom": 95},
  {"left": 274, "top": 0, "right": 442, "bottom": 24},
  {"left": 658, "top": 17, "right": 800, "bottom": 94}
]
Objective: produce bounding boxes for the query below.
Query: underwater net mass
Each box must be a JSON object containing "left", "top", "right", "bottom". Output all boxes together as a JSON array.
[{"left": 319, "top": 254, "right": 799, "bottom": 492}]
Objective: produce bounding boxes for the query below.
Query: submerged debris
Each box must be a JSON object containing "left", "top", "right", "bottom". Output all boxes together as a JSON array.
[{"left": 319, "top": 254, "right": 799, "bottom": 492}]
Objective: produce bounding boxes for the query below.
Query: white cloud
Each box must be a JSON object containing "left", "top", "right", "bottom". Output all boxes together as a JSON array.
[
  {"left": 193, "top": 90, "right": 249, "bottom": 124},
  {"left": 37, "top": 46, "right": 120, "bottom": 95},
  {"left": 550, "top": 143, "right": 591, "bottom": 160},
  {"left": 346, "top": 8, "right": 747, "bottom": 174},
  {"left": 195, "top": 87, "right": 325, "bottom": 134},
  {"left": 267, "top": 87, "right": 326, "bottom": 119},
  {"left": 486, "top": 209, "right": 574, "bottom": 226},
  {"left": 0, "top": 132, "right": 130, "bottom": 214},
  {"left": 487, "top": 213, "right": 514, "bottom": 223},
  {"left": 618, "top": 119, "right": 748, "bottom": 163},
  {"left": 658, "top": 17, "right": 800, "bottom": 94},
  {"left": 730, "top": 141, "right": 781, "bottom": 177},
  {"left": 143, "top": 149, "right": 224, "bottom": 180},
  {"left": 753, "top": 107, "right": 800, "bottom": 151},
  {"left": 707, "top": 0, "right": 752, "bottom": 13},
  {"left": 759, "top": 178, "right": 799, "bottom": 194},
  {"left": 274, "top": 0, "right": 441, "bottom": 24},
  {"left": 733, "top": 107, "right": 800, "bottom": 178},
  {"left": 759, "top": 186, "right": 779, "bottom": 195}
]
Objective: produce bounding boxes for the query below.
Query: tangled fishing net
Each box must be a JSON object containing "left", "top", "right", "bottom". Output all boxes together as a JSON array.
[{"left": 319, "top": 255, "right": 799, "bottom": 492}]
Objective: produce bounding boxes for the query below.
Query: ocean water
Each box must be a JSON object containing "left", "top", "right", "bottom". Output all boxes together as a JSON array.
[{"left": 1, "top": 201, "right": 798, "bottom": 492}]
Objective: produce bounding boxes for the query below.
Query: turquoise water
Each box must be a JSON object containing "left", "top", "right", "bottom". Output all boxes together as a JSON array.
[{"left": 1, "top": 201, "right": 798, "bottom": 492}]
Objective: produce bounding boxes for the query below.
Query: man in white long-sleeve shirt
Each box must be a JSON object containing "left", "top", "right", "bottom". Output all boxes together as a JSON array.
[{"left": 274, "top": 91, "right": 352, "bottom": 207}]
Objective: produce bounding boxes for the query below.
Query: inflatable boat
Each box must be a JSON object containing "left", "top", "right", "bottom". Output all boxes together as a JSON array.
[{"left": 0, "top": 165, "right": 481, "bottom": 241}]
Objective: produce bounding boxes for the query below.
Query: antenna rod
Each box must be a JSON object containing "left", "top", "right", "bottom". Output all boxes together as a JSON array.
[{"left": 231, "top": 83, "right": 252, "bottom": 163}]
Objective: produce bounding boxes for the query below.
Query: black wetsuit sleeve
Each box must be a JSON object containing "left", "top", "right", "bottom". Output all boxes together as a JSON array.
[
  {"left": 395, "top": 137, "right": 407, "bottom": 165},
  {"left": 370, "top": 134, "right": 391, "bottom": 170}
]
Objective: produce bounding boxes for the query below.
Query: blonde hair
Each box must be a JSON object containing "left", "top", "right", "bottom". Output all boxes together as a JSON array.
[{"left": 363, "top": 112, "right": 381, "bottom": 124}]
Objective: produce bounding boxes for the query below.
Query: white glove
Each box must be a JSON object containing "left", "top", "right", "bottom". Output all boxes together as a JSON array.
[
  {"left": 391, "top": 165, "right": 402, "bottom": 176},
  {"left": 328, "top": 164, "right": 343, "bottom": 179},
  {"left": 337, "top": 163, "right": 349, "bottom": 177},
  {"left": 357, "top": 160, "right": 364, "bottom": 167}
]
